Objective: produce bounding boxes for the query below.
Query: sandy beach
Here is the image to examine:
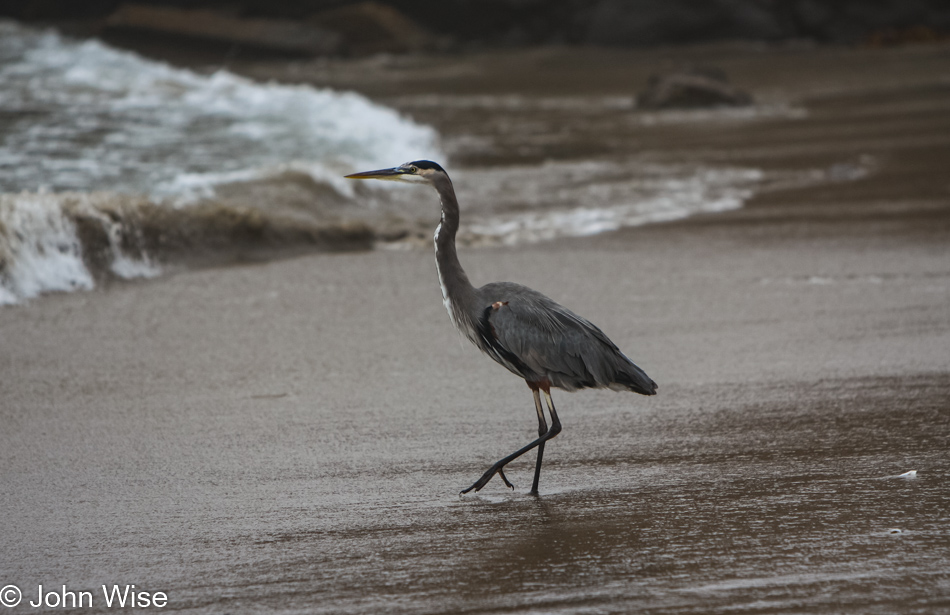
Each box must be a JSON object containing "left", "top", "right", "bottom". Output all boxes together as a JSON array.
[{"left": 2, "top": 41, "right": 949, "bottom": 613}]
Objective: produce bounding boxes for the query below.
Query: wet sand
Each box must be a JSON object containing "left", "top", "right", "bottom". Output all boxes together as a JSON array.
[{"left": 2, "top": 43, "right": 950, "bottom": 613}]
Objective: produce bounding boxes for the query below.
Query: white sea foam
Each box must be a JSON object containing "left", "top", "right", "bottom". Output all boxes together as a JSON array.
[
  {"left": 368, "top": 159, "right": 766, "bottom": 248},
  {"left": 0, "top": 22, "right": 847, "bottom": 306},
  {"left": 0, "top": 193, "right": 92, "bottom": 304},
  {"left": 0, "top": 21, "right": 440, "bottom": 304},
  {"left": 0, "top": 192, "right": 161, "bottom": 305},
  {"left": 457, "top": 162, "right": 763, "bottom": 245},
  {"left": 0, "top": 21, "right": 440, "bottom": 199},
  {"left": 390, "top": 94, "right": 807, "bottom": 122},
  {"left": 391, "top": 94, "right": 637, "bottom": 111},
  {"left": 636, "top": 103, "right": 807, "bottom": 126}
]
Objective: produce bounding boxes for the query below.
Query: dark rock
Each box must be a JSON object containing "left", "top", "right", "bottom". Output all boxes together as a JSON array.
[
  {"left": 104, "top": 4, "right": 343, "bottom": 56},
  {"left": 585, "top": 0, "right": 791, "bottom": 46},
  {"left": 864, "top": 25, "right": 950, "bottom": 46},
  {"left": 385, "top": 0, "right": 574, "bottom": 47},
  {"left": 638, "top": 67, "right": 753, "bottom": 109},
  {"left": 0, "top": 0, "right": 121, "bottom": 21},
  {"left": 308, "top": 1, "right": 435, "bottom": 55},
  {"left": 4, "top": 0, "right": 950, "bottom": 49},
  {"left": 789, "top": 0, "right": 950, "bottom": 43}
]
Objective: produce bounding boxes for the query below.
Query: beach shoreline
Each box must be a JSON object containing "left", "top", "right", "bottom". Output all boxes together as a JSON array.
[{"left": 2, "top": 41, "right": 949, "bottom": 613}]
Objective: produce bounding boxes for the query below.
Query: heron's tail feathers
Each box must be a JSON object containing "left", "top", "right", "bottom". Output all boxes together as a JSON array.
[{"left": 612, "top": 361, "right": 658, "bottom": 396}]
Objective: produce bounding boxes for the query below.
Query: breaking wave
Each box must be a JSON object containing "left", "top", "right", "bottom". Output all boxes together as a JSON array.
[
  {"left": 0, "top": 191, "right": 373, "bottom": 305},
  {"left": 0, "top": 22, "right": 856, "bottom": 306},
  {"left": 359, "top": 160, "right": 771, "bottom": 247},
  {"left": 0, "top": 21, "right": 439, "bottom": 199},
  {"left": 0, "top": 20, "right": 438, "bottom": 304},
  {"left": 456, "top": 162, "right": 763, "bottom": 245}
]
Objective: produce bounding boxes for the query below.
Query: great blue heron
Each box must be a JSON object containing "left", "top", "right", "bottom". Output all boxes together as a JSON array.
[{"left": 346, "top": 160, "right": 657, "bottom": 495}]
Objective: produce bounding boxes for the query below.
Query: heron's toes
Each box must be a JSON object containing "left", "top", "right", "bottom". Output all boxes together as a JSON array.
[
  {"left": 460, "top": 464, "right": 508, "bottom": 495},
  {"left": 498, "top": 468, "right": 514, "bottom": 490}
]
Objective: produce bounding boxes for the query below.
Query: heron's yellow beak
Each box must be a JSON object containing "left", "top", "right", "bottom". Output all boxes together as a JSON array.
[{"left": 344, "top": 167, "right": 407, "bottom": 181}]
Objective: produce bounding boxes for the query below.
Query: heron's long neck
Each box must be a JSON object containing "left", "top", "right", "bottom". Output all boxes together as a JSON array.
[{"left": 433, "top": 177, "right": 479, "bottom": 342}]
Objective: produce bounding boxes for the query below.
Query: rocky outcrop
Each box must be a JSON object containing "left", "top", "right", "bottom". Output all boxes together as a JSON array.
[
  {"left": 586, "top": 0, "right": 788, "bottom": 47},
  {"left": 309, "top": 1, "right": 436, "bottom": 54},
  {"left": 638, "top": 67, "right": 753, "bottom": 109},
  {"left": 95, "top": 2, "right": 437, "bottom": 57},
  {"left": 4, "top": 0, "right": 950, "bottom": 49},
  {"left": 104, "top": 4, "right": 343, "bottom": 56}
]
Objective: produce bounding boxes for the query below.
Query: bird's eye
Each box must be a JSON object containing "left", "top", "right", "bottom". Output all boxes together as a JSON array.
[{"left": 409, "top": 166, "right": 418, "bottom": 173}]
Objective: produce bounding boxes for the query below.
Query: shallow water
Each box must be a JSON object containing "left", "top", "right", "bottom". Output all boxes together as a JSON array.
[
  {"left": 245, "top": 381, "right": 948, "bottom": 615},
  {"left": 2, "top": 370, "right": 946, "bottom": 614},
  {"left": 0, "top": 22, "right": 824, "bottom": 305}
]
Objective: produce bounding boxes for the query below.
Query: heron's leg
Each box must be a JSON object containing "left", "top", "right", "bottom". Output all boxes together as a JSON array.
[
  {"left": 461, "top": 391, "right": 561, "bottom": 495},
  {"left": 530, "top": 388, "right": 547, "bottom": 495}
]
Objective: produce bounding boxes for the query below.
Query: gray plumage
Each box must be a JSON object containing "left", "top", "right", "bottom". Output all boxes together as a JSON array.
[
  {"left": 475, "top": 282, "right": 656, "bottom": 394},
  {"left": 346, "top": 160, "right": 656, "bottom": 495}
]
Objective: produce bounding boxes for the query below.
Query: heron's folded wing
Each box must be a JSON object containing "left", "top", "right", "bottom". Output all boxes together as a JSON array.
[{"left": 487, "top": 294, "right": 615, "bottom": 386}]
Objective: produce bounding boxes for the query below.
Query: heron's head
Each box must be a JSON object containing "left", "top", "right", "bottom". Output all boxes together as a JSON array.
[{"left": 344, "top": 160, "right": 448, "bottom": 185}]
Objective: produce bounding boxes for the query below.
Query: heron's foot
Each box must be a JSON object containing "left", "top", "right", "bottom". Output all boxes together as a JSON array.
[
  {"left": 460, "top": 463, "right": 514, "bottom": 495},
  {"left": 499, "top": 468, "right": 514, "bottom": 490}
]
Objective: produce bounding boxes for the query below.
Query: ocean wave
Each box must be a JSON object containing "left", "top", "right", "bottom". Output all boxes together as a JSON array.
[
  {"left": 0, "top": 20, "right": 440, "bottom": 199},
  {"left": 448, "top": 161, "right": 763, "bottom": 245},
  {"left": 0, "top": 192, "right": 373, "bottom": 305},
  {"left": 0, "top": 20, "right": 439, "bottom": 304},
  {"left": 0, "top": 21, "right": 862, "bottom": 305},
  {"left": 464, "top": 170, "right": 760, "bottom": 245}
]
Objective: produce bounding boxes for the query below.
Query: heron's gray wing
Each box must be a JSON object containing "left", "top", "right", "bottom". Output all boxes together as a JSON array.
[{"left": 479, "top": 283, "right": 627, "bottom": 390}]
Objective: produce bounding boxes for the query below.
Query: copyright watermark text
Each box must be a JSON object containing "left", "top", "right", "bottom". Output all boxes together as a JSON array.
[{"left": 1, "top": 585, "right": 167, "bottom": 609}]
